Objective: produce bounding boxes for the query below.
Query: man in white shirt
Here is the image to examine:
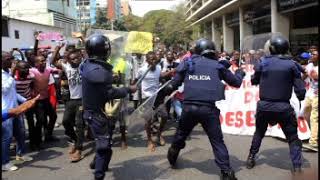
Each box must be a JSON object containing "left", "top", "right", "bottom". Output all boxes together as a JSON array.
[
  {"left": 53, "top": 49, "right": 85, "bottom": 162},
  {"left": 303, "top": 50, "right": 318, "bottom": 150},
  {"left": 136, "top": 51, "right": 167, "bottom": 152},
  {"left": 2, "top": 52, "right": 33, "bottom": 172}
]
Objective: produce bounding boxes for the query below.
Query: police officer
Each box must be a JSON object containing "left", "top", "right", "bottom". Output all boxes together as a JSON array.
[
  {"left": 246, "top": 35, "right": 306, "bottom": 173},
  {"left": 155, "top": 38, "right": 245, "bottom": 180},
  {"left": 81, "top": 34, "right": 136, "bottom": 180}
]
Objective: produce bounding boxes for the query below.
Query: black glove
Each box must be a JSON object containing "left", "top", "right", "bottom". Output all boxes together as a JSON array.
[
  {"left": 235, "top": 68, "right": 246, "bottom": 78},
  {"left": 219, "top": 60, "right": 231, "bottom": 69}
]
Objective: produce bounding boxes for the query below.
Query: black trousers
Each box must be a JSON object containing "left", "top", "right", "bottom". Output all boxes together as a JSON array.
[
  {"left": 62, "top": 99, "right": 84, "bottom": 150},
  {"left": 171, "top": 104, "right": 232, "bottom": 171},
  {"left": 34, "top": 98, "right": 57, "bottom": 145},
  {"left": 83, "top": 110, "right": 114, "bottom": 180},
  {"left": 25, "top": 107, "right": 36, "bottom": 146},
  {"left": 249, "top": 108, "right": 302, "bottom": 168}
]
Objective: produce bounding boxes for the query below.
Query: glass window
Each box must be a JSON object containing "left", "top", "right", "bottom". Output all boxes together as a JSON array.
[{"left": 14, "top": 30, "right": 19, "bottom": 39}]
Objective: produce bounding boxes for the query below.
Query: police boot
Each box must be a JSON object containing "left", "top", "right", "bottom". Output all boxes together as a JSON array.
[
  {"left": 246, "top": 153, "right": 255, "bottom": 169},
  {"left": 89, "top": 156, "right": 96, "bottom": 169},
  {"left": 220, "top": 170, "right": 237, "bottom": 180},
  {"left": 167, "top": 146, "right": 180, "bottom": 167},
  {"left": 104, "top": 149, "right": 113, "bottom": 172}
]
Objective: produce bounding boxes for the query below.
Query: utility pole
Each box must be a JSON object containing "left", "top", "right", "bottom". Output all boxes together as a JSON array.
[{"left": 111, "top": 19, "right": 114, "bottom": 30}]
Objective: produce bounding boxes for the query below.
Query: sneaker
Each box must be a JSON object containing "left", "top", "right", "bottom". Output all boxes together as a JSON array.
[
  {"left": 55, "top": 122, "right": 61, "bottom": 128},
  {"left": 2, "top": 163, "right": 18, "bottom": 171},
  {"left": 16, "top": 155, "right": 33, "bottom": 162}
]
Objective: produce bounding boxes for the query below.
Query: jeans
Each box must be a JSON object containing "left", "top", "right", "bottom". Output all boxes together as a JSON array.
[
  {"left": 2, "top": 116, "right": 27, "bottom": 165},
  {"left": 172, "top": 99, "right": 182, "bottom": 120},
  {"left": 62, "top": 99, "right": 84, "bottom": 150}
]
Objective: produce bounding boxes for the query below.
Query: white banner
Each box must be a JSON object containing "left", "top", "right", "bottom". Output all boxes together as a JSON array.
[{"left": 216, "top": 64, "right": 311, "bottom": 140}]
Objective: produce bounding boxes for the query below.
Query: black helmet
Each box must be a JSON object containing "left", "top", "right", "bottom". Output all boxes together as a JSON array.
[
  {"left": 269, "top": 35, "right": 289, "bottom": 55},
  {"left": 194, "top": 38, "right": 216, "bottom": 56},
  {"left": 85, "top": 34, "right": 111, "bottom": 59}
]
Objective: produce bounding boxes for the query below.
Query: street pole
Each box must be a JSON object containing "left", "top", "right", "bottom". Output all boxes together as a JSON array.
[{"left": 111, "top": 19, "right": 114, "bottom": 30}]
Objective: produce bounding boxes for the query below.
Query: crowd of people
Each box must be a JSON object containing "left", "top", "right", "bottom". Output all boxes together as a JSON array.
[{"left": 1, "top": 33, "right": 318, "bottom": 180}]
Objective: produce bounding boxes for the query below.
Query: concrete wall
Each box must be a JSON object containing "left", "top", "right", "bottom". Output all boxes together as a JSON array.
[{"left": 2, "top": 18, "right": 63, "bottom": 52}]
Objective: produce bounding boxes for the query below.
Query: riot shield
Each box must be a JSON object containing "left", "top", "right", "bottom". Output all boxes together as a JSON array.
[
  {"left": 240, "top": 32, "right": 282, "bottom": 65},
  {"left": 127, "top": 80, "right": 173, "bottom": 134}
]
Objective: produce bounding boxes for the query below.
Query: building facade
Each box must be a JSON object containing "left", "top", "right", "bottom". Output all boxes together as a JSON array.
[
  {"left": 186, "top": 0, "right": 319, "bottom": 54},
  {"left": 121, "top": 0, "right": 132, "bottom": 16},
  {"left": 107, "top": 0, "right": 122, "bottom": 20},
  {"left": 76, "top": 0, "right": 97, "bottom": 31},
  {"left": 2, "top": 16, "right": 65, "bottom": 52},
  {"left": 2, "top": 0, "right": 78, "bottom": 38}
]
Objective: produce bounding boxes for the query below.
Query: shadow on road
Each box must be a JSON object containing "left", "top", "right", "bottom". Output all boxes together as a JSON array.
[{"left": 256, "top": 147, "right": 311, "bottom": 170}]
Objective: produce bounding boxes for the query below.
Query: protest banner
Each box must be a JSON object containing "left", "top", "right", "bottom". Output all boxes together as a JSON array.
[
  {"left": 217, "top": 64, "right": 311, "bottom": 140},
  {"left": 124, "top": 31, "right": 153, "bottom": 54},
  {"left": 37, "top": 32, "right": 64, "bottom": 41}
]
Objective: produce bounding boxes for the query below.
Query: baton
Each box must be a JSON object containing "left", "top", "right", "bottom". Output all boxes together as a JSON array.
[
  {"left": 135, "top": 60, "right": 162, "bottom": 87},
  {"left": 135, "top": 66, "right": 152, "bottom": 87}
]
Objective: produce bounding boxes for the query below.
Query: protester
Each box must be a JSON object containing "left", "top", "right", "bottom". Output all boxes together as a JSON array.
[
  {"left": 2, "top": 52, "right": 33, "bottom": 172},
  {"left": 136, "top": 51, "right": 165, "bottom": 152},
  {"left": 53, "top": 47, "right": 85, "bottom": 162},
  {"left": 302, "top": 50, "right": 318, "bottom": 150},
  {"left": 30, "top": 55, "right": 60, "bottom": 148},
  {"left": 13, "top": 61, "right": 39, "bottom": 150}
]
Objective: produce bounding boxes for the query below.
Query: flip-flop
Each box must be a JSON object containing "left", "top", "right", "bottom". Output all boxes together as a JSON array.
[
  {"left": 148, "top": 143, "right": 156, "bottom": 152},
  {"left": 70, "top": 154, "right": 84, "bottom": 163}
]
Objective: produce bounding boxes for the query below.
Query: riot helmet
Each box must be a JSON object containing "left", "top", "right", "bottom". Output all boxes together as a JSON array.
[
  {"left": 269, "top": 35, "right": 289, "bottom": 55},
  {"left": 194, "top": 38, "right": 216, "bottom": 58},
  {"left": 85, "top": 34, "right": 111, "bottom": 59}
]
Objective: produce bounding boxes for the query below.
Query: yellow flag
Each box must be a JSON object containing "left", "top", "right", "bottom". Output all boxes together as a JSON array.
[{"left": 124, "top": 31, "right": 153, "bottom": 54}]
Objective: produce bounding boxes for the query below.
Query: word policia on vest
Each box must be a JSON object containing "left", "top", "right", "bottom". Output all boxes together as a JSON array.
[{"left": 188, "top": 75, "right": 211, "bottom": 80}]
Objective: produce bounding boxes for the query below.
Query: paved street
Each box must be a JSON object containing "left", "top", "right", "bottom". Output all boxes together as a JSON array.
[{"left": 2, "top": 105, "right": 318, "bottom": 180}]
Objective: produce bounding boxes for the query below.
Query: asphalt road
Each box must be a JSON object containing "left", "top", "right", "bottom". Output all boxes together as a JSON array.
[{"left": 2, "top": 105, "right": 318, "bottom": 180}]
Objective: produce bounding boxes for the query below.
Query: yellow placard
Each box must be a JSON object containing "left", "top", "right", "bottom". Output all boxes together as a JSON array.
[{"left": 124, "top": 31, "right": 153, "bottom": 54}]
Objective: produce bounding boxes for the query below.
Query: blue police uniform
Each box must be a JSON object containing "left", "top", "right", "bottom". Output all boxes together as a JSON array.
[
  {"left": 249, "top": 55, "right": 306, "bottom": 169},
  {"left": 81, "top": 58, "right": 131, "bottom": 180},
  {"left": 167, "top": 54, "right": 244, "bottom": 171}
]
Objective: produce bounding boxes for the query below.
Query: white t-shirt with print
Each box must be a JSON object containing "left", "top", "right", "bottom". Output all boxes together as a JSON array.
[{"left": 62, "top": 62, "right": 82, "bottom": 99}]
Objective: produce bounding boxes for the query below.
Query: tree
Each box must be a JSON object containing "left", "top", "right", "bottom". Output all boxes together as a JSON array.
[
  {"left": 92, "top": 7, "right": 112, "bottom": 30},
  {"left": 122, "top": 3, "right": 197, "bottom": 48}
]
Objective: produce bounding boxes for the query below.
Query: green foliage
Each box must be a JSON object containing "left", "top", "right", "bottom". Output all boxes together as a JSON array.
[
  {"left": 92, "top": 8, "right": 127, "bottom": 31},
  {"left": 123, "top": 3, "right": 194, "bottom": 47}
]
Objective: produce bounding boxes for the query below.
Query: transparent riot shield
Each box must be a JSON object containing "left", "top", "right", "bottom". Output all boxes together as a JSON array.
[
  {"left": 127, "top": 80, "right": 173, "bottom": 134},
  {"left": 240, "top": 32, "right": 282, "bottom": 65}
]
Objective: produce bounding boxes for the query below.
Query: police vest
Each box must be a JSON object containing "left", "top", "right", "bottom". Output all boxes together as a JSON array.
[
  {"left": 259, "top": 56, "right": 297, "bottom": 102},
  {"left": 183, "top": 56, "right": 225, "bottom": 103},
  {"left": 81, "top": 59, "right": 113, "bottom": 111}
]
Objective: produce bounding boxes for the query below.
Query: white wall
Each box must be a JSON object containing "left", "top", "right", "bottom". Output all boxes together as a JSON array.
[
  {"left": 47, "top": 0, "right": 77, "bottom": 19},
  {"left": 2, "top": 18, "right": 63, "bottom": 52}
]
